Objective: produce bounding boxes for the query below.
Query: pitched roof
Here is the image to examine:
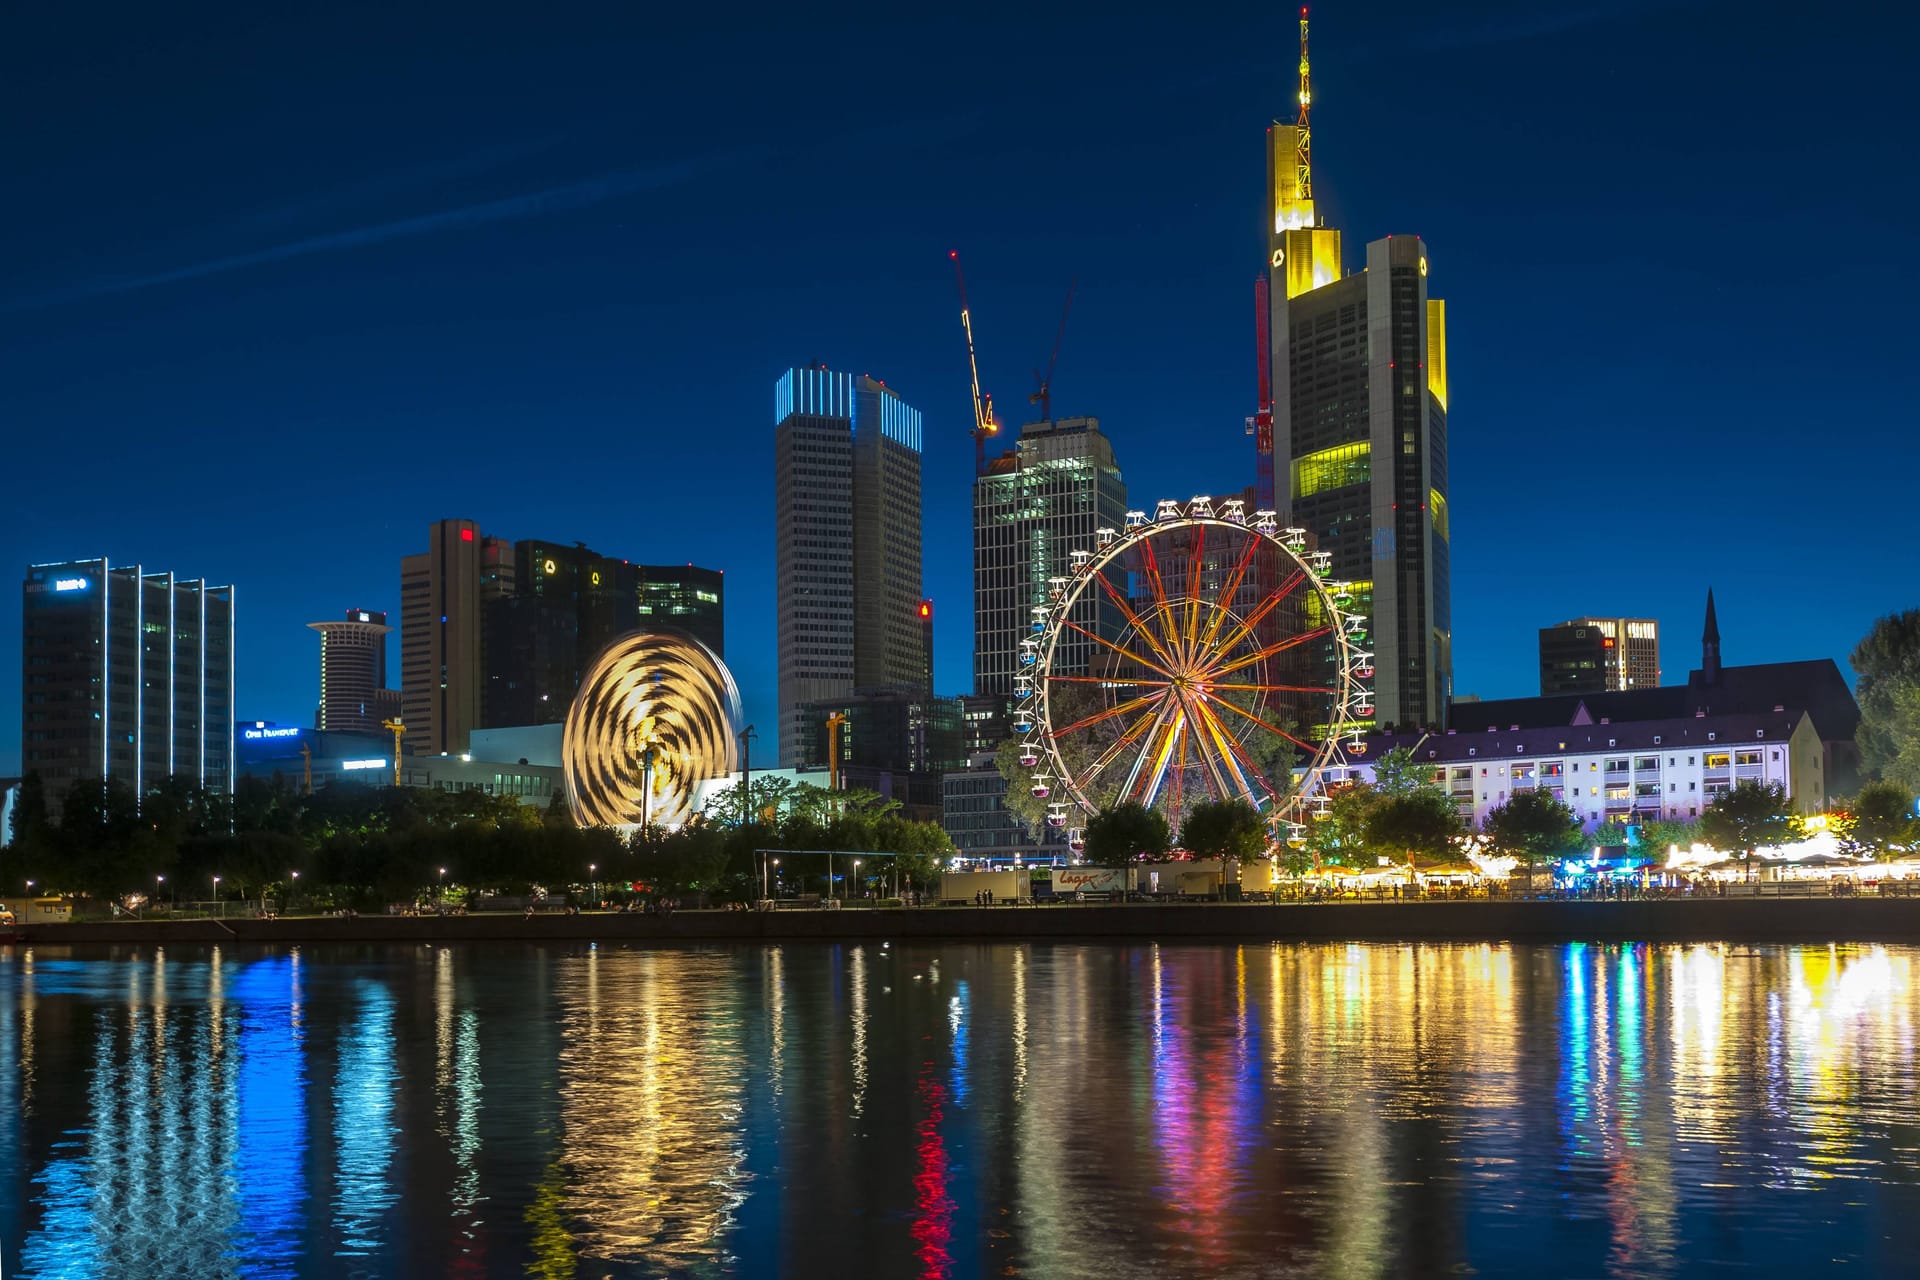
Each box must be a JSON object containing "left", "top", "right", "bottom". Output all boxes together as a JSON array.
[
  {"left": 1371, "top": 708, "right": 1814, "bottom": 766},
  {"left": 1449, "top": 658, "right": 1857, "bottom": 743}
]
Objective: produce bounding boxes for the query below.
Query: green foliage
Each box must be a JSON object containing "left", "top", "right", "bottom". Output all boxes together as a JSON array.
[
  {"left": 1631, "top": 818, "right": 1697, "bottom": 854},
  {"left": 1854, "top": 610, "right": 1920, "bottom": 793},
  {"left": 1179, "top": 799, "right": 1269, "bottom": 862},
  {"left": 1369, "top": 746, "right": 1446, "bottom": 800},
  {"left": 992, "top": 737, "right": 1053, "bottom": 834},
  {"left": 1296, "top": 783, "right": 1378, "bottom": 872},
  {"left": 1697, "top": 781, "right": 1800, "bottom": 878},
  {"left": 1483, "top": 789, "right": 1584, "bottom": 877},
  {"left": 1084, "top": 801, "right": 1171, "bottom": 864},
  {"left": 1365, "top": 789, "right": 1466, "bottom": 867},
  {"left": 1845, "top": 780, "right": 1915, "bottom": 859}
]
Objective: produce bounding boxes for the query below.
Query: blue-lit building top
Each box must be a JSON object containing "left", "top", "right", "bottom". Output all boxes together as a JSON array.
[{"left": 774, "top": 365, "right": 926, "bottom": 765}]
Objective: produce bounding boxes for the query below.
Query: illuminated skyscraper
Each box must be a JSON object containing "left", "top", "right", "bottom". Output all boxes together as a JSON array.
[
  {"left": 971, "top": 416, "right": 1127, "bottom": 698},
  {"left": 308, "top": 609, "right": 395, "bottom": 733},
  {"left": 400, "top": 519, "right": 513, "bottom": 756},
  {"left": 21, "top": 558, "right": 235, "bottom": 806},
  {"left": 1264, "top": 12, "right": 1452, "bottom": 729},
  {"left": 773, "top": 365, "right": 924, "bottom": 765},
  {"left": 1539, "top": 617, "right": 1660, "bottom": 695}
]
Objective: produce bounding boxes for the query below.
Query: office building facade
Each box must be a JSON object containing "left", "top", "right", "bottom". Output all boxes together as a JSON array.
[
  {"left": 1264, "top": 31, "right": 1452, "bottom": 730},
  {"left": 1539, "top": 617, "right": 1660, "bottom": 696},
  {"left": 308, "top": 608, "right": 394, "bottom": 733},
  {"left": 401, "top": 519, "right": 512, "bottom": 757},
  {"left": 22, "top": 559, "right": 235, "bottom": 805},
  {"left": 404, "top": 519, "right": 724, "bottom": 750},
  {"left": 972, "top": 416, "right": 1128, "bottom": 698},
  {"left": 774, "top": 366, "right": 925, "bottom": 764}
]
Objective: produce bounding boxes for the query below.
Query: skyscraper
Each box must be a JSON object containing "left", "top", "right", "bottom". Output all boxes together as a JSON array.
[
  {"left": 21, "top": 558, "right": 235, "bottom": 806},
  {"left": 308, "top": 609, "right": 395, "bottom": 733},
  {"left": 972, "top": 416, "right": 1128, "bottom": 698},
  {"left": 774, "top": 365, "right": 924, "bottom": 765},
  {"left": 1539, "top": 617, "right": 1660, "bottom": 695},
  {"left": 1264, "top": 12, "right": 1451, "bottom": 729},
  {"left": 400, "top": 518, "right": 513, "bottom": 756}
]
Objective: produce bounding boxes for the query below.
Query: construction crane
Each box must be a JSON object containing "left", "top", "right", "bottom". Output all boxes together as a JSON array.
[
  {"left": 380, "top": 717, "right": 406, "bottom": 788},
  {"left": 950, "top": 251, "right": 1000, "bottom": 477},
  {"left": 825, "top": 712, "right": 848, "bottom": 793},
  {"left": 1029, "top": 277, "right": 1077, "bottom": 424}
]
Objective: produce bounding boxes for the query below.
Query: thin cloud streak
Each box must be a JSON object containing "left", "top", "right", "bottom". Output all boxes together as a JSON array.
[{"left": 2, "top": 149, "right": 750, "bottom": 314}]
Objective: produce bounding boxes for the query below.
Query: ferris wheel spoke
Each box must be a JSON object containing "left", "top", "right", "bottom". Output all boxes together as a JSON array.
[
  {"left": 1061, "top": 620, "right": 1177, "bottom": 681},
  {"left": 1203, "top": 680, "right": 1336, "bottom": 695},
  {"left": 1181, "top": 521, "right": 1207, "bottom": 665},
  {"left": 1204, "top": 570, "right": 1306, "bottom": 667},
  {"left": 1045, "top": 674, "right": 1171, "bottom": 688},
  {"left": 1209, "top": 625, "right": 1333, "bottom": 681},
  {"left": 1176, "top": 690, "right": 1234, "bottom": 802},
  {"left": 1137, "top": 711, "right": 1186, "bottom": 809},
  {"left": 1202, "top": 691, "right": 1320, "bottom": 755},
  {"left": 1195, "top": 532, "right": 1263, "bottom": 658},
  {"left": 1137, "top": 536, "right": 1184, "bottom": 655},
  {"left": 1048, "top": 691, "right": 1163, "bottom": 740},
  {"left": 1081, "top": 704, "right": 1166, "bottom": 786},
  {"left": 1116, "top": 706, "right": 1171, "bottom": 801},
  {"left": 1091, "top": 570, "right": 1184, "bottom": 671},
  {"left": 1192, "top": 694, "right": 1277, "bottom": 803}
]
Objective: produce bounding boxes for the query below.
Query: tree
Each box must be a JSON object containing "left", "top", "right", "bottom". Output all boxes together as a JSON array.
[
  {"left": 1483, "top": 789, "right": 1584, "bottom": 886},
  {"left": 1296, "top": 783, "right": 1378, "bottom": 873},
  {"left": 1083, "top": 802, "right": 1170, "bottom": 864},
  {"left": 1365, "top": 790, "right": 1465, "bottom": 869},
  {"left": 1632, "top": 818, "right": 1698, "bottom": 856},
  {"left": 1180, "top": 799, "right": 1269, "bottom": 863},
  {"left": 1697, "top": 781, "right": 1799, "bottom": 880},
  {"left": 993, "top": 737, "right": 1053, "bottom": 834},
  {"left": 1854, "top": 610, "right": 1920, "bottom": 793},
  {"left": 1370, "top": 746, "right": 1446, "bottom": 800},
  {"left": 1846, "top": 780, "right": 1915, "bottom": 860}
]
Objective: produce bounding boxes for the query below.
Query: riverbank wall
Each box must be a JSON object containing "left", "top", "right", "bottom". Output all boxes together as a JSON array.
[{"left": 20, "top": 898, "right": 1920, "bottom": 947}]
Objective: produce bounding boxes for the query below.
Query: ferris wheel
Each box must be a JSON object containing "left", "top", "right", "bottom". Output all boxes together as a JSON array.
[{"left": 1017, "top": 497, "right": 1369, "bottom": 843}]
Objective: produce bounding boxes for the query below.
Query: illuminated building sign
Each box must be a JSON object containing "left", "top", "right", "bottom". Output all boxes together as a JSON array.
[
  {"left": 53, "top": 577, "right": 89, "bottom": 592},
  {"left": 340, "top": 758, "right": 388, "bottom": 771},
  {"left": 243, "top": 726, "right": 302, "bottom": 741}
]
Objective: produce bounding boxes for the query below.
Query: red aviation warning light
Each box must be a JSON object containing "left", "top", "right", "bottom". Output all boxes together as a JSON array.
[{"left": 919, "top": 600, "right": 932, "bottom": 619}]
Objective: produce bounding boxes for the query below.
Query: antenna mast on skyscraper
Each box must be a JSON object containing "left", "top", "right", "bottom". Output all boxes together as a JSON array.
[{"left": 1296, "top": 6, "right": 1313, "bottom": 205}]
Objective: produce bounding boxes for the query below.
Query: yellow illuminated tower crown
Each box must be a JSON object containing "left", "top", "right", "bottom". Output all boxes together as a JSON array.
[{"left": 1267, "top": 6, "right": 1341, "bottom": 298}]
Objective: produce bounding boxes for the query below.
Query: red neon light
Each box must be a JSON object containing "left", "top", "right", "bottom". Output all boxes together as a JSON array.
[{"left": 460, "top": 528, "right": 474, "bottom": 542}]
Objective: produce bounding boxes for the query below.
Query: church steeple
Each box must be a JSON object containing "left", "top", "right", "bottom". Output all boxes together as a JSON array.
[{"left": 1701, "top": 588, "right": 1722, "bottom": 685}]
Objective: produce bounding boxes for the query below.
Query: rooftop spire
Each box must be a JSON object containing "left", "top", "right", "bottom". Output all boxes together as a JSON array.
[
  {"left": 1702, "top": 588, "right": 1722, "bottom": 684},
  {"left": 1295, "top": 6, "right": 1313, "bottom": 201}
]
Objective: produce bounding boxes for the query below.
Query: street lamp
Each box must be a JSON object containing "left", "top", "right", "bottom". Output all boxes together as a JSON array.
[
  {"left": 154, "top": 874, "right": 164, "bottom": 913},
  {"left": 289, "top": 870, "right": 299, "bottom": 913},
  {"left": 852, "top": 859, "right": 862, "bottom": 903},
  {"left": 589, "top": 863, "right": 598, "bottom": 909},
  {"left": 212, "top": 875, "right": 221, "bottom": 918}
]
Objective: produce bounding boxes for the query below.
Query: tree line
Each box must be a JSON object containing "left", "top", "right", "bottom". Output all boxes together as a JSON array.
[{"left": 5, "top": 769, "right": 953, "bottom": 911}]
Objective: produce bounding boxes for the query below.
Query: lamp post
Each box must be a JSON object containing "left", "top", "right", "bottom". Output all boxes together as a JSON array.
[
  {"left": 289, "top": 870, "right": 299, "bottom": 914},
  {"left": 737, "top": 724, "right": 756, "bottom": 826},
  {"left": 589, "top": 863, "right": 598, "bottom": 909},
  {"left": 154, "top": 874, "right": 165, "bottom": 915},
  {"left": 852, "top": 859, "right": 862, "bottom": 903},
  {"left": 212, "top": 875, "right": 222, "bottom": 918}
]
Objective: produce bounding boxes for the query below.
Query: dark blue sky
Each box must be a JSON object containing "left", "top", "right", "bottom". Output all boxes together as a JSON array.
[{"left": 3, "top": 0, "right": 1912, "bottom": 773}]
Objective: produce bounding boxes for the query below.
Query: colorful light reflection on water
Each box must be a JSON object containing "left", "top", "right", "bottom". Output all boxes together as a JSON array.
[{"left": 2, "top": 941, "right": 1920, "bottom": 1278}]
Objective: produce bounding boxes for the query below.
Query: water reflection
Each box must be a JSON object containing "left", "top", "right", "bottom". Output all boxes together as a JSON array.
[{"left": 1, "top": 941, "right": 1918, "bottom": 1278}]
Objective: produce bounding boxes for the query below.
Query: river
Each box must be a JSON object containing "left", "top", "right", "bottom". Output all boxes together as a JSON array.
[{"left": 2, "top": 941, "right": 1917, "bottom": 1278}]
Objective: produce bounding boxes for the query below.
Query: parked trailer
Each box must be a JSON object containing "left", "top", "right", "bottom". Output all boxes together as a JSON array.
[
  {"left": 1048, "top": 866, "right": 1133, "bottom": 899},
  {"left": 939, "top": 870, "right": 1033, "bottom": 904},
  {"left": 1135, "top": 859, "right": 1279, "bottom": 900}
]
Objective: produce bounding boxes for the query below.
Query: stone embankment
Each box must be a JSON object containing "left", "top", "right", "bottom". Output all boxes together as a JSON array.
[{"left": 22, "top": 898, "right": 1920, "bottom": 947}]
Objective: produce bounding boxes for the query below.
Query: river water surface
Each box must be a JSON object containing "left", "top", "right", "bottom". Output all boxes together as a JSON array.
[{"left": 3, "top": 941, "right": 1918, "bottom": 1278}]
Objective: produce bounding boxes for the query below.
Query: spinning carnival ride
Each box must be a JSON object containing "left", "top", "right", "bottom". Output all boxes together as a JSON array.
[
  {"left": 1019, "top": 498, "right": 1368, "bottom": 843},
  {"left": 562, "top": 632, "right": 742, "bottom": 829}
]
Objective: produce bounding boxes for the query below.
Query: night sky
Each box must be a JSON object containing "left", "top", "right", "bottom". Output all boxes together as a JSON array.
[{"left": 3, "top": 1, "right": 1912, "bottom": 774}]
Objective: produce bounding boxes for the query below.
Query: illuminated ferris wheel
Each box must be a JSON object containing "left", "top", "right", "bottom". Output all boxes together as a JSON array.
[{"left": 1018, "top": 497, "right": 1368, "bottom": 842}]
